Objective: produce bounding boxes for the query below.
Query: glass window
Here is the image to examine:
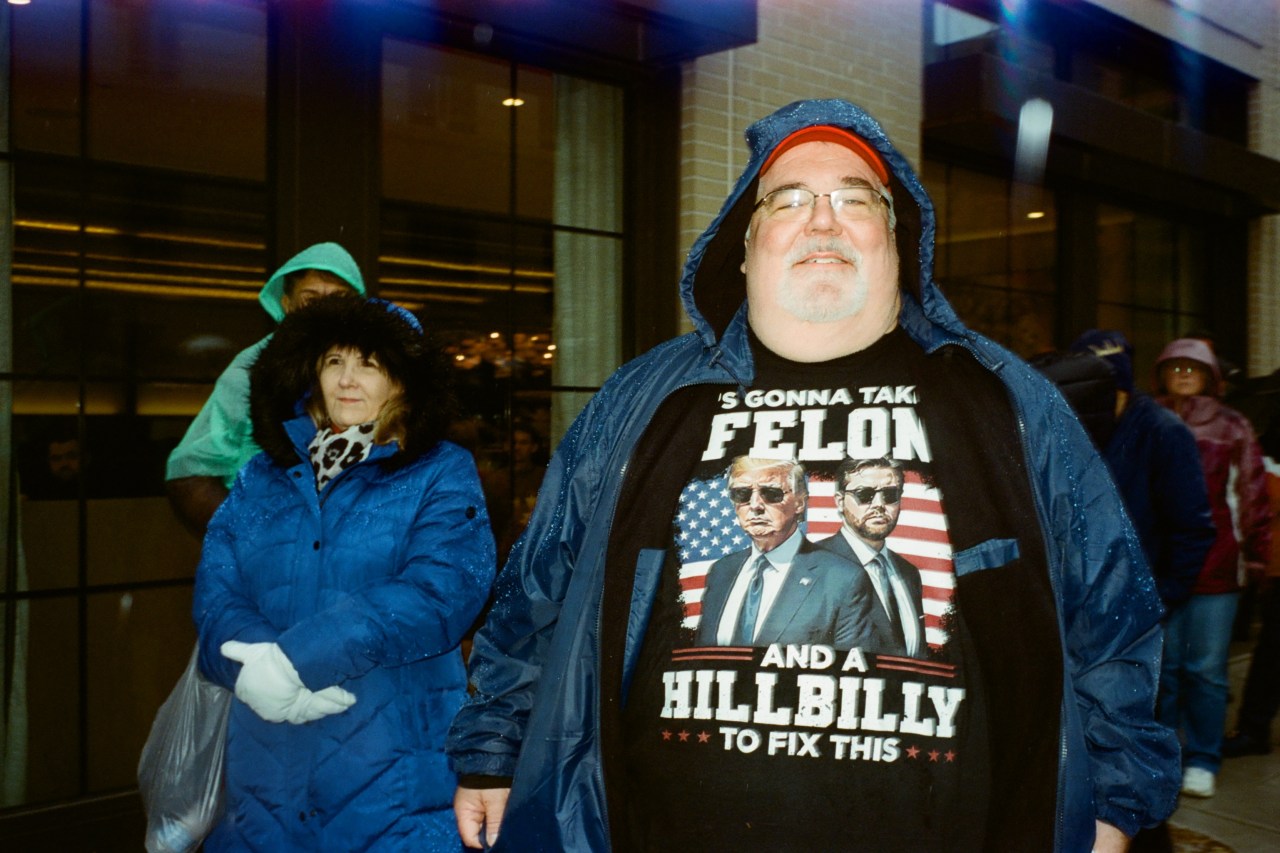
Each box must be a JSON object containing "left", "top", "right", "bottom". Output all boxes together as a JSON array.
[
  {"left": 926, "top": 159, "right": 1057, "bottom": 358},
  {"left": 381, "top": 39, "right": 625, "bottom": 559},
  {"left": 88, "top": 0, "right": 267, "bottom": 179},
  {"left": 10, "top": 0, "right": 82, "bottom": 156},
  {"left": 13, "top": 0, "right": 267, "bottom": 177},
  {"left": 3, "top": 0, "right": 269, "bottom": 813},
  {"left": 1096, "top": 201, "right": 1210, "bottom": 373}
]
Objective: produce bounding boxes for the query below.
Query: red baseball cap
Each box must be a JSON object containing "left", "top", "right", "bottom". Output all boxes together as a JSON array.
[{"left": 760, "top": 125, "right": 890, "bottom": 186}]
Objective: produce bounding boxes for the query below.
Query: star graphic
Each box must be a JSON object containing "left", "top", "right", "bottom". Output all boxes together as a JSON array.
[
  {"left": 678, "top": 730, "right": 691, "bottom": 742},
  {"left": 661, "top": 730, "right": 672, "bottom": 741},
  {"left": 928, "top": 749, "right": 940, "bottom": 762},
  {"left": 697, "top": 731, "right": 711, "bottom": 743},
  {"left": 945, "top": 750, "right": 956, "bottom": 762},
  {"left": 906, "top": 745, "right": 920, "bottom": 759}
]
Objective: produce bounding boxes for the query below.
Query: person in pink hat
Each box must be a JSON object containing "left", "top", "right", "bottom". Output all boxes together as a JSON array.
[{"left": 1154, "top": 337, "right": 1272, "bottom": 798}]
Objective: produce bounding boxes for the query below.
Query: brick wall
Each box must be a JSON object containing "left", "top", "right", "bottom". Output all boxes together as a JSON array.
[{"left": 1248, "top": 9, "right": 1280, "bottom": 374}]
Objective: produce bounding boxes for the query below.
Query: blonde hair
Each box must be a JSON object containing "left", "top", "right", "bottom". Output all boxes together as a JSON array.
[{"left": 728, "top": 456, "right": 808, "bottom": 497}]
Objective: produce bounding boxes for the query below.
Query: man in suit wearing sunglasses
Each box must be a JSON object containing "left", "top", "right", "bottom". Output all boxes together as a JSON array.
[
  {"left": 695, "top": 456, "right": 874, "bottom": 649},
  {"left": 818, "top": 457, "right": 926, "bottom": 658}
]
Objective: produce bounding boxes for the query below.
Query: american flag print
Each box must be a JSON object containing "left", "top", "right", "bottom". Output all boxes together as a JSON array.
[{"left": 676, "top": 468, "right": 956, "bottom": 650}]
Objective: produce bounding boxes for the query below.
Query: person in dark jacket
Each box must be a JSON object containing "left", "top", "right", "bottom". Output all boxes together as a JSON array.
[
  {"left": 1154, "top": 337, "right": 1271, "bottom": 798},
  {"left": 1068, "top": 330, "right": 1216, "bottom": 608},
  {"left": 193, "top": 296, "right": 496, "bottom": 851},
  {"left": 448, "top": 100, "right": 1178, "bottom": 852}
]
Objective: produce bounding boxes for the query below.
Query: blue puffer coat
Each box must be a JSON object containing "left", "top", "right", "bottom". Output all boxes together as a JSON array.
[
  {"left": 447, "top": 99, "right": 1180, "bottom": 851},
  {"left": 196, "top": 413, "right": 494, "bottom": 847}
]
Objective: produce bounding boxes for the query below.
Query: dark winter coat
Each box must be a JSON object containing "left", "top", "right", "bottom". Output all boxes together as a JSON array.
[
  {"left": 1104, "top": 393, "right": 1215, "bottom": 605},
  {"left": 194, "top": 298, "right": 495, "bottom": 851},
  {"left": 447, "top": 99, "right": 1179, "bottom": 851}
]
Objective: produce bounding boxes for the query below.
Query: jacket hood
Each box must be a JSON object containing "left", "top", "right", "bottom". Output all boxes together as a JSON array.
[
  {"left": 258, "top": 242, "right": 368, "bottom": 322},
  {"left": 249, "top": 296, "right": 455, "bottom": 469},
  {"left": 1154, "top": 338, "right": 1223, "bottom": 397},
  {"left": 680, "top": 99, "right": 963, "bottom": 347}
]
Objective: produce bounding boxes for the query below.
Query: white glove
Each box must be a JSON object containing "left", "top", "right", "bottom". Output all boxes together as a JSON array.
[
  {"left": 221, "top": 641, "right": 356, "bottom": 724},
  {"left": 289, "top": 685, "right": 359, "bottom": 724}
]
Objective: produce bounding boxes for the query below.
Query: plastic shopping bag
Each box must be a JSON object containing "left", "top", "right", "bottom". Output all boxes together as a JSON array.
[{"left": 137, "top": 645, "right": 232, "bottom": 853}]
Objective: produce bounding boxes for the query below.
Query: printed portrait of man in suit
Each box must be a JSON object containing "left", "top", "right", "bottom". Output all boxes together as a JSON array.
[
  {"left": 695, "top": 456, "right": 873, "bottom": 648},
  {"left": 816, "top": 457, "right": 928, "bottom": 657}
]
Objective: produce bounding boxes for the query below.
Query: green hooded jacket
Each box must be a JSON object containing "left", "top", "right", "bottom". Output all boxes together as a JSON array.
[{"left": 166, "top": 243, "right": 367, "bottom": 486}]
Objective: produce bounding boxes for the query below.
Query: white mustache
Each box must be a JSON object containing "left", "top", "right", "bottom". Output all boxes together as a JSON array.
[{"left": 785, "top": 239, "right": 861, "bottom": 267}]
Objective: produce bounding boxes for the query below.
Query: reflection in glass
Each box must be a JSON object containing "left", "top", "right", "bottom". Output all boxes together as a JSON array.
[
  {"left": 11, "top": 162, "right": 269, "bottom": 392},
  {"left": 927, "top": 160, "right": 1056, "bottom": 357},
  {"left": 10, "top": 0, "right": 82, "bottom": 156},
  {"left": 10, "top": 596, "right": 79, "bottom": 806},
  {"left": 1097, "top": 202, "right": 1208, "bottom": 370},
  {"left": 380, "top": 39, "right": 625, "bottom": 486},
  {"left": 88, "top": 0, "right": 267, "bottom": 179},
  {"left": 87, "top": 587, "right": 194, "bottom": 792}
]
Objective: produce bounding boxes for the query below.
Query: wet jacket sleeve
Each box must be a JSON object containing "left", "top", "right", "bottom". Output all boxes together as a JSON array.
[
  {"left": 446, "top": 405, "right": 599, "bottom": 779},
  {"left": 275, "top": 454, "right": 497, "bottom": 690},
  {"left": 192, "top": 465, "right": 282, "bottom": 688},
  {"left": 166, "top": 341, "right": 263, "bottom": 487},
  {"left": 1043, "top": 401, "right": 1181, "bottom": 836},
  {"left": 1149, "top": 414, "right": 1214, "bottom": 605},
  {"left": 1232, "top": 416, "right": 1272, "bottom": 573}
]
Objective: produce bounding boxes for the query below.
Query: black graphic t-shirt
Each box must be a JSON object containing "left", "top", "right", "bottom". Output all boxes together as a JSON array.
[{"left": 614, "top": 328, "right": 991, "bottom": 851}]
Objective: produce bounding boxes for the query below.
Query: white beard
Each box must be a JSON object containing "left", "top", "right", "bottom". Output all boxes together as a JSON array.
[{"left": 776, "top": 241, "right": 867, "bottom": 323}]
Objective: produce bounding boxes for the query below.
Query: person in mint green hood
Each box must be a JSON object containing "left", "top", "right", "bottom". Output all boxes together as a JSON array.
[
  {"left": 447, "top": 100, "right": 1179, "bottom": 852},
  {"left": 166, "top": 242, "right": 366, "bottom": 535}
]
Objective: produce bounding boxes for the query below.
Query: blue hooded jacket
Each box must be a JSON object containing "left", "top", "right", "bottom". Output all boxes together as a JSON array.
[
  {"left": 448, "top": 99, "right": 1179, "bottom": 851},
  {"left": 195, "top": 296, "right": 495, "bottom": 851}
]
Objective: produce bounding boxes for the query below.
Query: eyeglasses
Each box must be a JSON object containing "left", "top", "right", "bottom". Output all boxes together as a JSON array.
[
  {"left": 752, "top": 185, "right": 891, "bottom": 223},
  {"left": 843, "top": 486, "right": 902, "bottom": 505},
  {"left": 728, "top": 485, "right": 790, "bottom": 505},
  {"left": 1167, "top": 365, "right": 1203, "bottom": 375}
]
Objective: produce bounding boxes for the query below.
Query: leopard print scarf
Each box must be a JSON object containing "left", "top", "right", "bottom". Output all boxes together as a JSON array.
[{"left": 308, "top": 422, "right": 376, "bottom": 491}]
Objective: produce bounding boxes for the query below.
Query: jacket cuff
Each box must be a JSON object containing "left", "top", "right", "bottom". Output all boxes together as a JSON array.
[{"left": 459, "top": 774, "right": 513, "bottom": 789}]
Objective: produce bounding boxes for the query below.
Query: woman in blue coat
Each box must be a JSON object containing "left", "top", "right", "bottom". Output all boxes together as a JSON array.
[{"left": 194, "top": 295, "right": 496, "bottom": 851}]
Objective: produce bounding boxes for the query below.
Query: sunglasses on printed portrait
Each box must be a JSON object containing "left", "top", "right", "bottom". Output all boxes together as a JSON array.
[
  {"left": 843, "top": 486, "right": 903, "bottom": 505},
  {"left": 728, "top": 485, "right": 791, "bottom": 505}
]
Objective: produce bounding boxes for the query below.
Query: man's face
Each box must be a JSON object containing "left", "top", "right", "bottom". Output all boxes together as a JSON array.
[
  {"left": 281, "top": 271, "right": 351, "bottom": 314},
  {"left": 728, "top": 465, "right": 806, "bottom": 553},
  {"left": 512, "top": 429, "right": 538, "bottom": 465},
  {"left": 48, "top": 439, "right": 81, "bottom": 482},
  {"left": 744, "top": 140, "right": 899, "bottom": 338},
  {"left": 835, "top": 466, "right": 903, "bottom": 547}
]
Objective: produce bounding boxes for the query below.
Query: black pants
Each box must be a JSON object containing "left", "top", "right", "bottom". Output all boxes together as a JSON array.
[{"left": 1236, "top": 581, "right": 1280, "bottom": 738}]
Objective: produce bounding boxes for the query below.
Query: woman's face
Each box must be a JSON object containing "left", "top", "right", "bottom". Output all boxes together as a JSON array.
[
  {"left": 1162, "top": 358, "right": 1210, "bottom": 399},
  {"left": 319, "top": 346, "right": 400, "bottom": 430}
]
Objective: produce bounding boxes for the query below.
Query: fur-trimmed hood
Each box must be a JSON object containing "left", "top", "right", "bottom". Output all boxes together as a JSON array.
[{"left": 249, "top": 296, "right": 454, "bottom": 469}]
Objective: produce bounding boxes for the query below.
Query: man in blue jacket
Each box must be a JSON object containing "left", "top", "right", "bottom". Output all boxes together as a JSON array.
[
  {"left": 448, "top": 100, "right": 1179, "bottom": 852},
  {"left": 1069, "top": 329, "right": 1215, "bottom": 609}
]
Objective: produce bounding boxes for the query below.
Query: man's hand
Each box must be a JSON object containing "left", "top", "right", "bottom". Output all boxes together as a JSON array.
[
  {"left": 1094, "top": 820, "right": 1130, "bottom": 853},
  {"left": 455, "top": 786, "right": 510, "bottom": 849}
]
